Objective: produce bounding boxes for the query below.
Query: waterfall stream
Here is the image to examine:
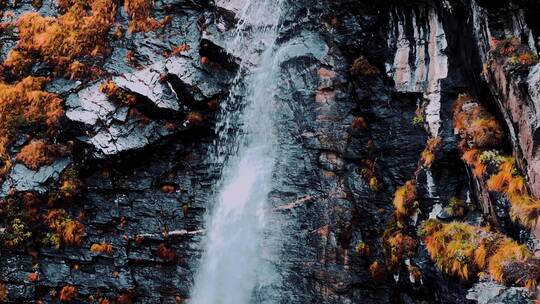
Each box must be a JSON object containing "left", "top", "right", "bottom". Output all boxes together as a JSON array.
[{"left": 190, "top": 1, "right": 283, "bottom": 303}]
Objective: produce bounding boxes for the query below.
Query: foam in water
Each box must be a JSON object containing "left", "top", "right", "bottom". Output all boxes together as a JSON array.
[{"left": 190, "top": 1, "right": 283, "bottom": 303}]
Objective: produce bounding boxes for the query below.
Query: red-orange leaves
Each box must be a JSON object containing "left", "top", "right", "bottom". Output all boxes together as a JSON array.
[
  {"left": 59, "top": 285, "right": 77, "bottom": 302},
  {"left": 124, "top": 0, "right": 171, "bottom": 33},
  {"left": 16, "top": 139, "right": 71, "bottom": 170},
  {"left": 10, "top": 0, "right": 116, "bottom": 77},
  {"left": 0, "top": 77, "right": 64, "bottom": 177},
  {"left": 90, "top": 242, "right": 113, "bottom": 255}
]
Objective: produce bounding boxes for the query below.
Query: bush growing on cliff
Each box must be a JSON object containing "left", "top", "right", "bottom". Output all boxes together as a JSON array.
[
  {"left": 420, "top": 220, "right": 540, "bottom": 289},
  {"left": 420, "top": 137, "right": 442, "bottom": 168},
  {"left": 369, "top": 261, "right": 386, "bottom": 281},
  {"left": 2, "top": 218, "right": 32, "bottom": 247},
  {"left": 46, "top": 209, "right": 84, "bottom": 247},
  {"left": 59, "top": 285, "right": 77, "bottom": 302},
  {"left": 385, "top": 232, "right": 418, "bottom": 268},
  {"left": 91, "top": 242, "right": 113, "bottom": 255},
  {"left": 393, "top": 180, "right": 418, "bottom": 219},
  {"left": 0, "top": 77, "right": 64, "bottom": 177},
  {"left": 453, "top": 94, "right": 540, "bottom": 228},
  {"left": 453, "top": 94, "right": 504, "bottom": 150},
  {"left": 124, "top": 0, "right": 171, "bottom": 33},
  {"left": 7, "top": 0, "right": 117, "bottom": 77},
  {"left": 355, "top": 242, "right": 370, "bottom": 256},
  {"left": 16, "top": 139, "right": 72, "bottom": 170},
  {"left": 360, "top": 158, "right": 380, "bottom": 192},
  {"left": 490, "top": 37, "right": 538, "bottom": 68}
]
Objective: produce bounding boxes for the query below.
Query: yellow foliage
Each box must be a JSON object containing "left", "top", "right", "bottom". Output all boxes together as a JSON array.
[
  {"left": 62, "top": 220, "right": 84, "bottom": 246},
  {"left": 486, "top": 240, "right": 531, "bottom": 283},
  {"left": 99, "top": 80, "right": 137, "bottom": 105},
  {"left": 385, "top": 232, "right": 418, "bottom": 268},
  {"left": 393, "top": 180, "right": 417, "bottom": 219},
  {"left": 421, "top": 137, "right": 441, "bottom": 168},
  {"left": 453, "top": 94, "right": 540, "bottom": 227},
  {"left": 420, "top": 220, "right": 539, "bottom": 286},
  {"left": 355, "top": 242, "right": 370, "bottom": 256},
  {"left": 46, "top": 209, "right": 84, "bottom": 247},
  {"left": 3, "top": 50, "right": 33, "bottom": 76},
  {"left": 487, "top": 161, "right": 513, "bottom": 192}
]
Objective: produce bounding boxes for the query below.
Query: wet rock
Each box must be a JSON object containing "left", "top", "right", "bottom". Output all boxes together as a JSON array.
[
  {"left": 387, "top": 6, "right": 448, "bottom": 137},
  {"left": 65, "top": 78, "right": 176, "bottom": 157},
  {"left": 114, "top": 62, "right": 180, "bottom": 111},
  {"left": 0, "top": 158, "right": 71, "bottom": 196},
  {"left": 466, "top": 280, "right": 531, "bottom": 304}
]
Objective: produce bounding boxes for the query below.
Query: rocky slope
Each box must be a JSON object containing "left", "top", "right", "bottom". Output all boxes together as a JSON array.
[{"left": 0, "top": 0, "right": 539, "bottom": 303}]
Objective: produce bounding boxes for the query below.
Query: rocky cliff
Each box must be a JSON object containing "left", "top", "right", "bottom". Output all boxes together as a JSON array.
[{"left": 0, "top": 0, "right": 539, "bottom": 303}]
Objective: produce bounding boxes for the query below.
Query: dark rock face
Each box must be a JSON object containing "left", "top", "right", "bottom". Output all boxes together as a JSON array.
[{"left": 1, "top": 0, "right": 540, "bottom": 303}]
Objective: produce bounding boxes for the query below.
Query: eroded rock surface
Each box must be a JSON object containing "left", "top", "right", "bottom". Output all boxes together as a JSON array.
[{"left": 1, "top": 0, "right": 540, "bottom": 303}]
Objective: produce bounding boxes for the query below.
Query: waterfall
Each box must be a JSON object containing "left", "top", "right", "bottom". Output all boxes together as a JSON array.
[{"left": 190, "top": 1, "right": 283, "bottom": 303}]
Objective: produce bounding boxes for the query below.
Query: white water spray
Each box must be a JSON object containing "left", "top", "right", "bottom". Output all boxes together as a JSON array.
[{"left": 190, "top": 1, "right": 283, "bottom": 303}]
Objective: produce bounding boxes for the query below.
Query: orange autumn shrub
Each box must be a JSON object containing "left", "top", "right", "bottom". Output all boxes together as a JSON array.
[
  {"left": 486, "top": 158, "right": 540, "bottom": 228},
  {"left": 360, "top": 158, "right": 380, "bottom": 192},
  {"left": 355, "top": 242, "right": 370, "bottom": 256},
  {"left": 161, "top": 184, "right": 176, "bottom": 193},
  {"left": 59, "top": 285, "right": 77, "bottom": 302},
  {"left": 452, "top": 93, "right": 540, "bottom": 227},
  {"left": 0, "top": 77, "right": 64, "bottom": 177},
  {"left": 453, "top": 94, "right": 504, "bottom": 150},
  {"left": 385, "top": 232, "right": 418, "bottom": 268},
  {"left": 393, "top": 180, "right": 417, "bottom": 219},
  {"left": 90, "top": 242, "right": 113, "bottom": 255},
  {"left": 124, "top": 0, "right": 171, "bottom": 33},
  {"left": 9, "top": 0, "right": 117, "bottom": 76},
  {"left": 46, "top": 209, "right": 84, "bottom": 246},
  {"left": 420, "top": 137, "right": 442, "bottom": 168},
  {"left": 16, "top": 139, "right": 71, "bottom": 170},
  {"left": 420, "top": 220, "right": 540, "bottom": 288},
  {"left": 3, "top": 49, "right": 33, "bottom": 76},
  {"left": 351, "top": 116, "right": 367, "bottom": 129},
  {"left": 490, "top": 37, "right": 539, "bottom": 67}
]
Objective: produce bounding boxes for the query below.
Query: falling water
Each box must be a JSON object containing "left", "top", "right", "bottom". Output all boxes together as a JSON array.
[{"left": 190, "top": 1, "right": 283, "bottom": 303}]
